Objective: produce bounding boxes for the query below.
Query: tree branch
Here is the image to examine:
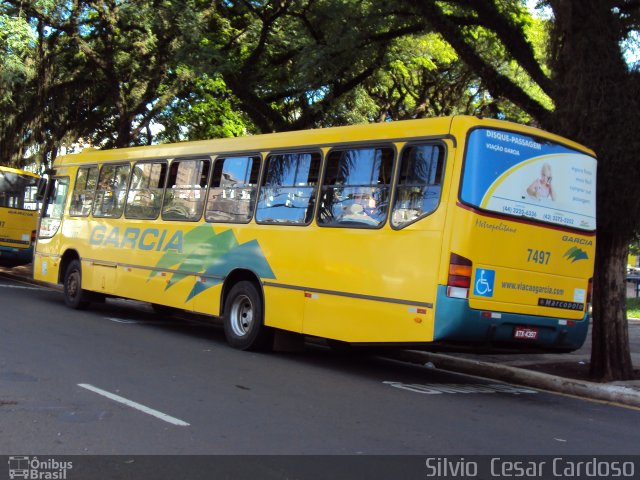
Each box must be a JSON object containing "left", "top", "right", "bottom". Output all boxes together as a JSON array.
[
  {"left": 414, "top": 1, "right": 552, "bottom": 125},
  {"left": 466, "top": 0, "right": 553, "bottom": 96}
]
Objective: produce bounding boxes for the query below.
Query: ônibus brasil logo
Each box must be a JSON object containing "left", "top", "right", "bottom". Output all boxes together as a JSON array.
[{"left": 8, "top": 456, "right": 72, "bottom": 479}]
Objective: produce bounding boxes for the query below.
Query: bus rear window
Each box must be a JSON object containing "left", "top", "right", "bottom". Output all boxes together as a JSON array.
[
  {"left": 0, "top": 170, "right": 40, "bottom": 210},
  {"left": 460, "top": 128, "right": 596, "bottom": 231}
]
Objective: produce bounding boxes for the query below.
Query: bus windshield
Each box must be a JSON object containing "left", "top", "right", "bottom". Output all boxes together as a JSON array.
[{"left": 460, "top": 128, "right": 596, "bottom": 231}]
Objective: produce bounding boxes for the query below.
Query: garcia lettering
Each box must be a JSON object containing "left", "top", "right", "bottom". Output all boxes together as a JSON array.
[
  {"left": 561, "top": 235, "right": 593, "bottom": 246},
  {"left": 89, "top": 226, "right": 183, "bottom": 253}
]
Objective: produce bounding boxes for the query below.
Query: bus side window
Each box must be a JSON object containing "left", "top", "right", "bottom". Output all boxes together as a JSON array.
[
  {"left": 161, "top": 158, "right": 210, "bottom": 221},
  {"left": 126, "top": 161, "right": 167, "bottom": 220},
  {"left": 391, "top": 144, "right": 445, "bottom": 228},
  {"left": 69, "top": 166, "right": 99, "bottom": 216},
  {"left": 93, "top": 164, "right": 130, "bottom": 218},
  {"left": 205, "top": 156, "right": 260, "bottom": 223},
  {"left": 317, "top": 147, "right": 394, "bottom": 228},
  {"left": 256, "top": 152, "right": 321, "bottom": 225}
]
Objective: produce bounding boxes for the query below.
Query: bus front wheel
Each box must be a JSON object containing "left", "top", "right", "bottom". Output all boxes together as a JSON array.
[
  {"left": 64, "top": 260, "right": 90, "bottom": 310},
  {"left": 223, "top": 281, "right": 272, "bottom": 351}
]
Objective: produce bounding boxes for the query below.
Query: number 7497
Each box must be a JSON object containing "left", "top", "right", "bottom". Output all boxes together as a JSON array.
[{"left": 527, "top": 248, "right": 550, "bottom": 265}]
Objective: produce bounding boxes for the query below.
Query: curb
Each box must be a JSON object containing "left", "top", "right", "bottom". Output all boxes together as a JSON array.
[{"left": 384, "top": 350, "right": 640, "bottom": 408}]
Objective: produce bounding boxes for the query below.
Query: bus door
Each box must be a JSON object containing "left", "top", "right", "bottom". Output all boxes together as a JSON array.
[{"left": 35, "top": 176, "right": 70, "bottom": 283}]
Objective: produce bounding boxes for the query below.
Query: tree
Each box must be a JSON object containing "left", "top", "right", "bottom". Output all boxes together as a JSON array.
[
  {"left": 0, "top": 0, "right": 199, "bottom": 168},
  {"left": 331, "top": 21, "right": 552, "bottom": 125},
  {"left": 63, "top": 0, "right": 197, "bottom": 148},
  {"left": 192, "top": 0, "right": 433, "bottom": 132},
  {"left": 405, "top": 0, "right": 639, "bottom": 380},
  {"left": 0, "top": 0, "right": 85, "bottom": 170},
  {"left": 190, "top": 1, "right": 549, "bottom": 130},
  {"left": 155, "top": 72, "right": 256, "bottom": 142}
]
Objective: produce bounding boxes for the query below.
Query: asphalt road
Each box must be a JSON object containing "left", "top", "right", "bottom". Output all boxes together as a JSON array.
[{"left": 1, "top": 274, "right": 639, "bottom": 464}]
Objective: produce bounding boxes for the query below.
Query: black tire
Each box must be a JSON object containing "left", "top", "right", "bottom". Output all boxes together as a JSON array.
[
  {"left": 63, "top": 259, "right": 90, "bottom": 310},
  {"left": 223, "top": 281, "right": 272, "bottom": 351}
]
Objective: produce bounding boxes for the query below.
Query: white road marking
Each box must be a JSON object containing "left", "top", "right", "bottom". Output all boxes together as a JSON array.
[
  {"left": 383, "top": 381, "right": 538, "bottom": 395},
  {"left": 0, "top": 284, "right": 40, "bottom": 290},
  {"left": 104, "top": 317, "right": 139, "bottom": 324},
  {"left": 78, "top": 383, "right": 190, "bottom": 426}
]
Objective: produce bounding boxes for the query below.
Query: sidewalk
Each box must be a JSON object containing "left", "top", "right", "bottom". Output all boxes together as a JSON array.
[{"left": 2, "top": 263, "right": 639, "bottom": 407}]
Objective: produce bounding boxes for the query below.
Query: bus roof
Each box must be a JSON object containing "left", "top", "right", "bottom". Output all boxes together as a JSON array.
[
  {"left": 52, "top": 115, "right": 595, "bottom": 166},
  {"left": 0, "top": 165, "right": 40, "bottom": 178}
]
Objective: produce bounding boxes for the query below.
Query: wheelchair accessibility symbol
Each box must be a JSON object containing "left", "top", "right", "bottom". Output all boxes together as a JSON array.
[{"left": 474, "top": 268, "right": 495, "bottom": 297}]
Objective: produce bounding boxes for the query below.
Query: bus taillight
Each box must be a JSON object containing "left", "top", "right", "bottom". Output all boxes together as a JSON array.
[
  {"left": 447, "top": 253, "right": 472, "bottom": 298},
  {"left": 587, "top": 278, "right": 593, "bottom": 304},
  {"left": 31, "top": 230, "right": 37, "bottom": 246}
]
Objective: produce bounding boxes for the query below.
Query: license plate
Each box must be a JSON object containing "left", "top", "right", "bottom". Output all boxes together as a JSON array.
[{"left": 513, "top": 326, "right": 538, "bottom": 340}]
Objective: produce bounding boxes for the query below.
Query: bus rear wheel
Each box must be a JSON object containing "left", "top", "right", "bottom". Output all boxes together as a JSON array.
[
  {"left": 223, "top": 281, "right": 272, "bottom": 351},
  {"left": 63, "top": 259, "right": 90, "bottom": 310}
]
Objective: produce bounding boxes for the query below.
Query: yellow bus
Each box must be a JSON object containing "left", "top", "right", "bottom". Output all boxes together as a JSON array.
[
  {"left": 34, "top": 116, "right": 596, "bottom": 351},
  {"left": 0, "top": 166, "right": 41, "bottom": 267}
]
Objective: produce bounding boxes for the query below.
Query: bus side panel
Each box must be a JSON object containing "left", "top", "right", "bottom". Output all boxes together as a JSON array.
[
  {"left": 262, "top": 285, "right": 304, "bottom": 333},
  {"left": 52, "top": 218, "right": 195, "bottom": 311},
  {"left": 33, "top": 252, "right": 62, "bottom": 285},
  {"left": 103, "top": 227, "right": 199, "bottom": 312},
  {"left": 114, "top": 264, "right": 204, "bottom": 309},
  {"left": 85, "top": 263, "right": 116, "bottom": 294},
  {"left": 231, "top": 225, "right": 308, "bottom": 333},
  {"left": 192, "top": 282, "right": 223, "bottom": 317},
  {"left": 298, "top": 223, "right": 444, "bottom": 343},
  {"left": 115, "top": 266, "right": 198, "bottom": 312},
  {"left": 303, "top": 293, "right": 434, "bottom": 343}
]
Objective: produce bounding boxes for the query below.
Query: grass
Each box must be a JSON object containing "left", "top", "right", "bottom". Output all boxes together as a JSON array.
[{"left": 627, "top": 297, "right": 640, "bottom": 319}]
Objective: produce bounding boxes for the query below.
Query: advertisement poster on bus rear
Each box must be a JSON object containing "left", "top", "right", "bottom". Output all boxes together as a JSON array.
[{"left": 461, "top": 128, "right": 596, "bottom": 231}]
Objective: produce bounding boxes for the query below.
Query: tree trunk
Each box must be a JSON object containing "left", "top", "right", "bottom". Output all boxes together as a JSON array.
[
  {"left": 590, "top": 232, "right": 634, "bottom": 380},
  {"left": 548, "top": 0, "right": 637, "bottom": 381},
  {"left": 115, "top": 111, "right": 133, "bottom": 148}
]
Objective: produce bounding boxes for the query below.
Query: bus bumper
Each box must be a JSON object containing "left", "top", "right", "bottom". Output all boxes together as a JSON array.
[
  {"left": 433, "top": 286, "right": 589, "bottom": 351},
  {"left": 0, "top": 245, "right": 34, "bottom": 267}
]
